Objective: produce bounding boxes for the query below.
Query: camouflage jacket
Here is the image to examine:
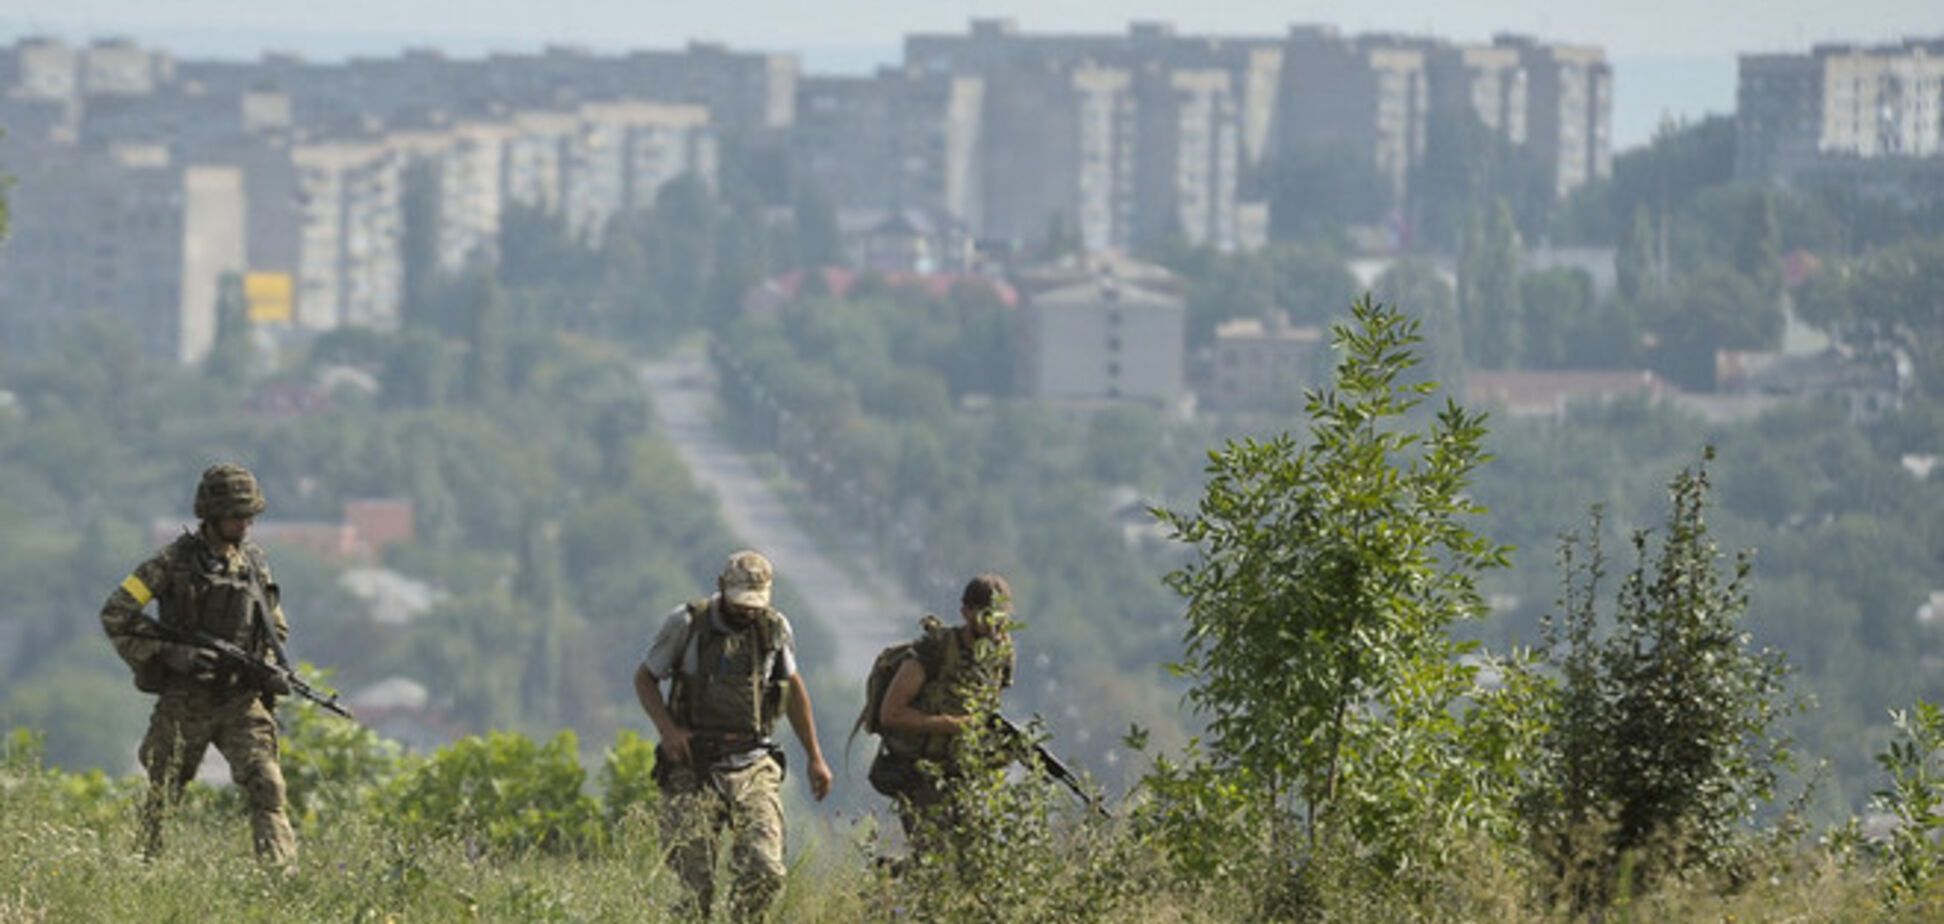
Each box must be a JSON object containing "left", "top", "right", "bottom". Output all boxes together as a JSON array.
[{"left": 100, "top": 528, "right": 289, "bottom": 691}]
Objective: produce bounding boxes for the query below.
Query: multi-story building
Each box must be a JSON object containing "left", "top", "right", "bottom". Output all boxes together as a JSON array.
[
  {"left": 905, "top": 17, "right": 1284, "bottom": 172},
  {"left": 1496, "top": 34, "right": 1612, "bottom": 199},
  {"left": 4, "top": 37, "right": 79, "bottom": 101},
  {"left": 1275, "top": 27, "right": 1428, "bottom": 205},
  {"left": 291, "top": 138, "right": 405, "bottom": 331},
  {"left": 177, "top": 42, "right": 793, "bottom": 140},
  {"left": 501, "top": 109, "right": 579, "bottom": 213},
  {"left": 0, "top": 143, "right": 244, "bottom": 365},
  {"left": 559, "top": 101, "right": 716, "bottom": 240},
  {"left": 975, "top": 58, "right": 1138, "bottom": 252},
  {"left": 79, "top": 38, "right": 172, "bottom": 98},
  {"left": 793, "top": 67, "right": 985, "bottom": 225},
  {"left": 1424, "top": 43, "right": 1528, "bottom": 145},
  {"left": 901, "top": 19, "right": 1267, "bottom": 253},
  {"left": 1015, "top": 254, "right": 1186, "bottom": 406},
  {"left": 1134, "top": 65, "right": 1243, "bottom": 249},
  {"left": 1205, "top": 312, "right": 1325, "bottom": 411},
  {"left": 1738, "top": 38, "right": 1944, "bottom": 195}
]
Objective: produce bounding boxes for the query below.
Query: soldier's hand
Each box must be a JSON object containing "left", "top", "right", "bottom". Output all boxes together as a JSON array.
[
  {"left": 162, "top": 644, "right": 217, "bottom": 676},
  {"left": 261, "top": 668, "right": 293, "bottom": 697},
  {"left": 662, "top": 726, "right": 695, "bottom": 766},
  {"left": 807, "top": 757, "right": 833, "bottom": 802}
]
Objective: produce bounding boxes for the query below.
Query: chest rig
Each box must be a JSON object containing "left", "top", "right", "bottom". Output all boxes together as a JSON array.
[
  {"left": 158, "top": 533, "right": 274, "bottom": 661},
  {"left": 668, "top": 598, "right": 787, "bottom": 741}
]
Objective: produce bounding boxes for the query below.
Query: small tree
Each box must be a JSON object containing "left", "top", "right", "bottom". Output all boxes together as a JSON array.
[
  {"left": 1151, "top": 295, "right": 1524, "bottom": 891},
  {"left": 1528, "top": 451, "right": 1797, "bottom": 906}
]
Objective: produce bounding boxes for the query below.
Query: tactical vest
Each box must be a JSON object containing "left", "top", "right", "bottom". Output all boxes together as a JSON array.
[
  {"left": 668, "top": 598, "right": 788, "bottom": 741},
  {"left": 151, "top": 534, "right": 275, "bottom": 688}
]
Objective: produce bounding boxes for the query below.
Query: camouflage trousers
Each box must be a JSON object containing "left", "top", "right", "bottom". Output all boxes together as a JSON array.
[
  {"left": 656, "top": 754, "right": 786, "bottom": 921},
  {"left": 138, "top": 685, "right": 296, "bottom": 866}
]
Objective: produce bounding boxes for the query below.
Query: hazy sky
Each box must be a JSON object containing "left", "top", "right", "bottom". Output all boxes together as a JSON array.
[{"left": 5, "top": 0, "right": 1942, "bottom": 148}]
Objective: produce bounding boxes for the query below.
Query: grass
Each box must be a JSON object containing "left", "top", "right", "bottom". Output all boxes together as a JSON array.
[{"left": 4, "top": 735, "right": 1940, "bottom": 923}]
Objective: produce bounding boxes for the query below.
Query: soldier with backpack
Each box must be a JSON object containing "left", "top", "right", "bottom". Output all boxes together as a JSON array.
[
  {"left": 632, "top": 550, "right": 833, "bottom": 921},
  {"left": 862, "top": 573, "right": 1016, "bottom": 847}
]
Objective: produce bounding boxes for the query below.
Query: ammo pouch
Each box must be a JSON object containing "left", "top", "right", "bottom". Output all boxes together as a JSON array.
[{"left": 133, "top": 659, "right": 170, "bottom": 694}]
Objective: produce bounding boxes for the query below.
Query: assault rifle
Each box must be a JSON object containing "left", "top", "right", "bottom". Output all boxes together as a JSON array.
[
  {"left": 132, "top": 613, "right": 356, "bottom": 721},
  {"left": 991, "top": 713, "right": 1109, "bottom": 817}
]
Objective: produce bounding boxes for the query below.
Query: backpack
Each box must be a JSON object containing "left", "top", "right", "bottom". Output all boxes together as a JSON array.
[{"left": 851, "top": 614, "right": 952, "bottom": 746}]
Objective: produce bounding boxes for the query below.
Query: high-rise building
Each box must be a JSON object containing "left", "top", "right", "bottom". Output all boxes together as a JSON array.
[
  {"left": 1496, "top": 35, "right": 1611, "bottom": 199},
  {"left": 793, "top": 67, "right": 985, "bottom": 225},
  {"left": 1424, "top": 43, "right": 1528, "bottom": 146},
  {"left": 1275, "top": 27, "right": 1428, "bottom": 205},
  {"left": 1134, "top": 65, "right": 1243, "bottom": 250},
  {"left": 291, "top": 138, "right": 404, "bottom": 331},
  {"left": 0, "top": 143, "right": 244, "bottom": 364},
  {"left": 1738, "top": 38, "right": 1944, "bottom": 192},
  {"left": 901, "top": 19, "right": 1265, "bottom": 253}
]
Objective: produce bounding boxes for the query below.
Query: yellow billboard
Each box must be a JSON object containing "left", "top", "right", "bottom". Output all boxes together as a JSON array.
[{"left": 244, "top": 271, "right": 294, "bottom": 324}]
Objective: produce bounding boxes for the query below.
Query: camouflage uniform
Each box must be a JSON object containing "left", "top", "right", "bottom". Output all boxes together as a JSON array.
[
  {"left": 98, "top": 464, "right": 297, "bottom": 866},
  {"left": 656, "top": 749, "right": 788, "bottom": 920},
  {"left": 869, "top": 624, "right": 1014, "bottom": 843},
  {"left": 642, "top": 551, "right": 802, "bottom": 921}
]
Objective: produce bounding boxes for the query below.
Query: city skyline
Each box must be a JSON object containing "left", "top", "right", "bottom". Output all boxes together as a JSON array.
[{"left": 4, "top": 1, "right": 1940, "bottom": 150}]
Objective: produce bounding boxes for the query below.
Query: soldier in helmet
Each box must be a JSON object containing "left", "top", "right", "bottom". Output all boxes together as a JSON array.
[
  {"left": 632, "top": 550, "right": 834, "bottom": 921},
  {"left": 99, "top": 463, "right": 298, "bottom": 866}
]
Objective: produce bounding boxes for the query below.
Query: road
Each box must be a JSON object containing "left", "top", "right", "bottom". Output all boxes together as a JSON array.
[{"left": 639, "top": 348, "right": 922, "bottom": 681}]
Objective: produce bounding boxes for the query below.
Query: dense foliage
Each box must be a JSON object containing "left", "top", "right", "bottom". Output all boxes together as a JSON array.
[{"left": 1151, "top": 298, "right": 1526, "bottom": 889}]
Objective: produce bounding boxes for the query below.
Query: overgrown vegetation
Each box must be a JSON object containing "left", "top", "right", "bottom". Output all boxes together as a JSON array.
[
  {"left": 6, "top": 299, "right": 1944, "bottom": 920},
  {"left": 1146, "top": 297, "right": 1528, "bottom": 910}
]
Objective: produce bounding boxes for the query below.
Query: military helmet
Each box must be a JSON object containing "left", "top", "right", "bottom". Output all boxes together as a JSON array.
[{"left": 194, "top": 463, "right": 267, "bottom": 520}]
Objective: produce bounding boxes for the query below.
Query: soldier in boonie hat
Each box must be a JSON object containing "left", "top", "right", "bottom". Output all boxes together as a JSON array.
[
  {"left": 718, "top": 549, "right": 773, "bottom": 609},
  {"left": 632, "top": 549, "right": 832, "bottom": 920}
]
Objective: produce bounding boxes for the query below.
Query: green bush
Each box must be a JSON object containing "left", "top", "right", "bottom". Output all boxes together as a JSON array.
[
  {"left": 1151, "top": 295, "right": 1530, "bottom": 903},
  {"left": 1525, "top": 456, "right": 1799, "bottom": 909},
  {"left": 1872, "top": 700, "right": 1944, "bottom": 906},
  {"left": 279, "top": 685, "right": 403, "bottom": 826},
  {"left": 379, "top": 729, "right": 601, "bottom": 855},
  {"left": 597, "top": 727, "right": 658, "bottom": 825}
]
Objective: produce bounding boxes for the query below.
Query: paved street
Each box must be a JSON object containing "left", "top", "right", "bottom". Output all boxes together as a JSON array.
[{"left": 639, "top": 348, "right": 921, "bottom": 681}]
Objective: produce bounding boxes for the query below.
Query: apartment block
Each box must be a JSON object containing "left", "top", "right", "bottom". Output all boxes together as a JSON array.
[
  {"left": 0, "top": 143, "right": 244, "bottom": 365},
  {"left": 5, "top": 37, "right": 79, "bottom": 102},
  {"left": 1134, "top": 66, "right": 1243, "bottom": 249},
  {"left": 292, "top": 139, "right": 405, "bottom": 331},
  {"left": 902, "top": 19, "right": 1268, "bottom": 252},
  {"left": 560, "top": 101, "right": 716, "bottom": 240},
  {"left": 911, "top": 20, "right": 1284, "bottom": 171},
  {"left": 793, "top": 67, "right": 985, "bottom": 225},
  {"left": 1738, "top": 38, "right": 1944, "bottom": 190},
  {"left": 177, "top": 42, "right": 792, "bottom": 139},
  {"left": 1015, "top": 254, "right": 1186, "bottom": 405},
  {"left": 1496, "top": 35, "right": 1612, "bottom": 198},
  {"left": 1205, "top": 312, "right": 1325, "bottom": 411},
  {"left": 1424, "top": 43, "right": 1528, "bottom": 145},
  {"left": 1275, "top": 27, "right": 1428, "bottom": 205},
  {"left": 80, "top": 38, "right": 173, "bottom": 98}
]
